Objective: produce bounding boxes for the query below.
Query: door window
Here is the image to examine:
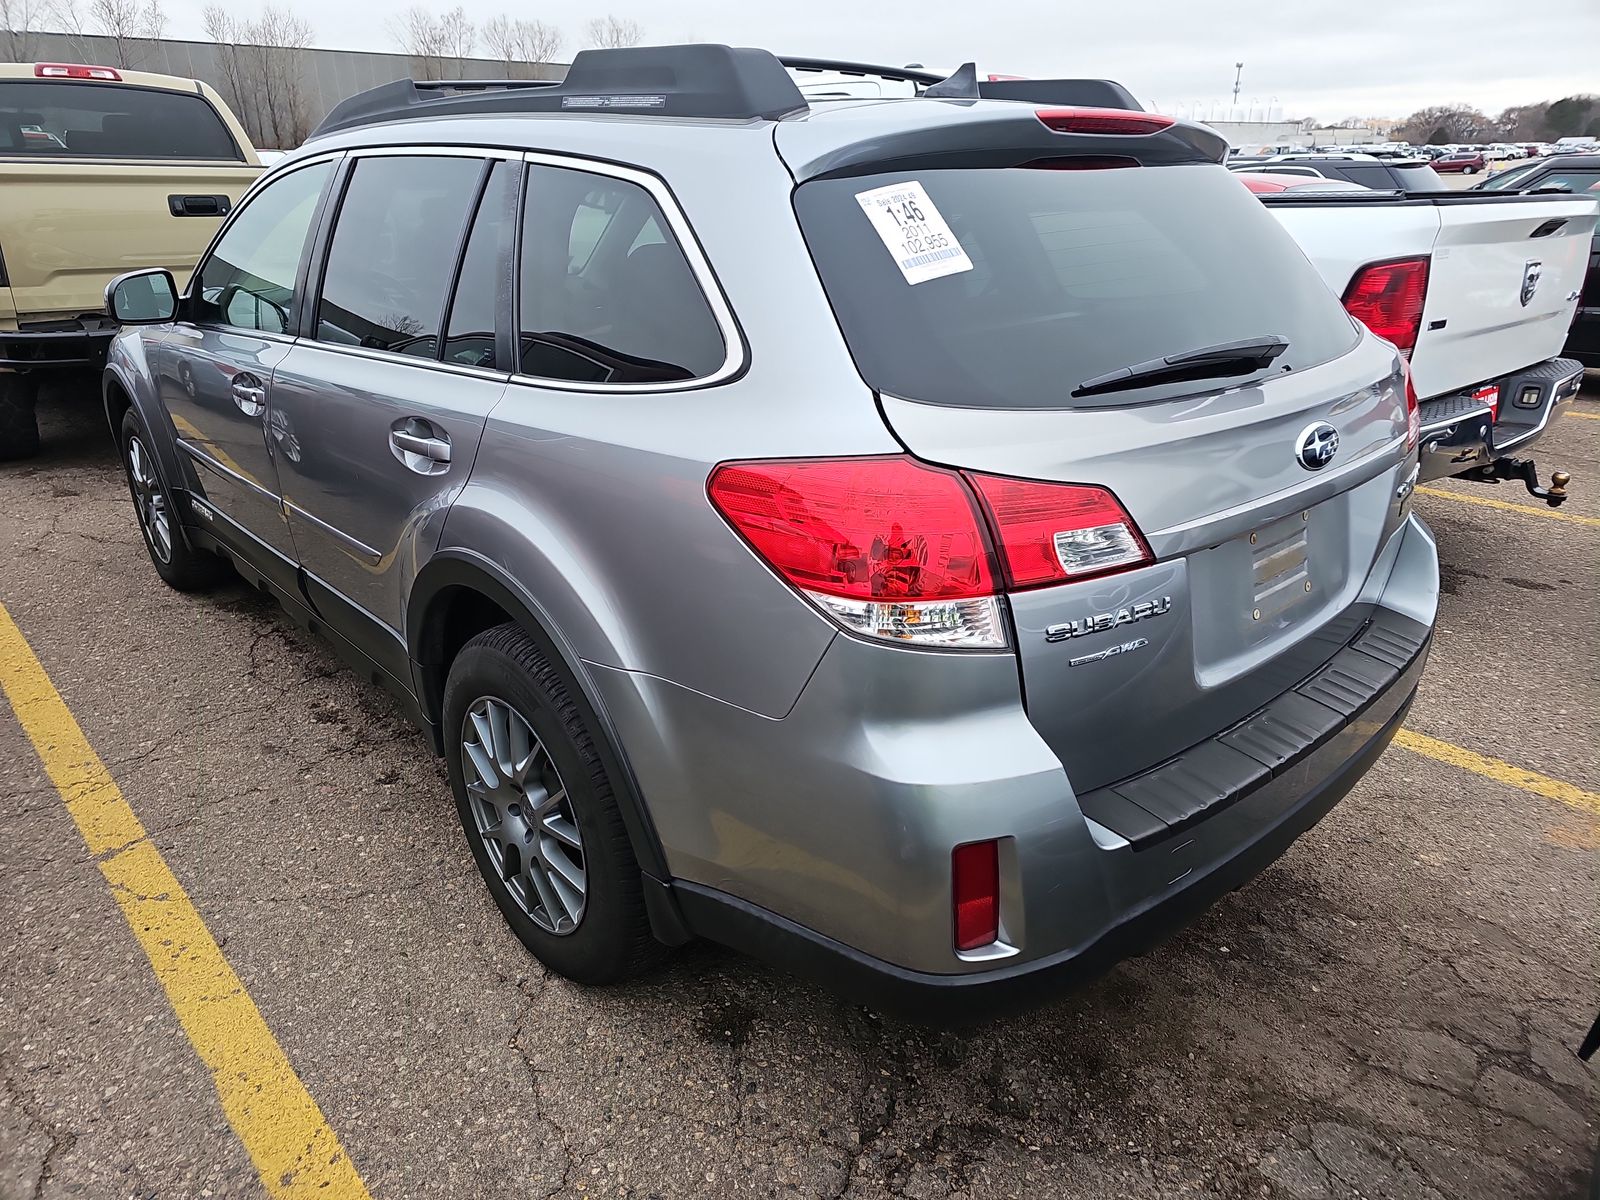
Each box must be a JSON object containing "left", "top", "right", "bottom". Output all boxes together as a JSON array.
[
  {"left": 517, "top": 165, "right": 726, "bottom": 385},
  {"left": 441, "top": 161, "right": 514, "bottom": 370},
  {"left": 192, "top": 160, "right": 333, "bottom": 334},
  {"left": 316, "top": 155, "right": 485, "bottom": 358}
]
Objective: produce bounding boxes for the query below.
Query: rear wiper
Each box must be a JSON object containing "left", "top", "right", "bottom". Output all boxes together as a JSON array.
[{"left": 1071, "top": 336, "right": 1291, "bottom": 399}]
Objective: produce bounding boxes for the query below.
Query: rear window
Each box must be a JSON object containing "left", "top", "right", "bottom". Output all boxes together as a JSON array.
[
  {"left": 1389, "top": 161, "right": 1446, "bottom": 191},
  {"left": 0, "top": 81, "right": 242, "bottom": 160},
  {"left": 795, "top": 164, "right": 1360, "bottom": 409}
]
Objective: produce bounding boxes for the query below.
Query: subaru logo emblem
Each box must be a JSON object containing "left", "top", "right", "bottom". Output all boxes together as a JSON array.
[
  {"left": 1295, "top": 422, "right": 1339, "bottom": 471},
  {"left": 1520, "top": 259, "right": 1542, "bottom": 308}
]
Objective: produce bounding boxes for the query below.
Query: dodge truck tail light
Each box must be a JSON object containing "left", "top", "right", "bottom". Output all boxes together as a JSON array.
[
  {"left": 1343, "top": 256, "right": 1430, "bottom": 357},
  {"left": 1035, "top": 107, "right": 1175, "bottom": 136},
  {"left": 952, "top": 840, "right": 1000, "bottom": 951},
  {"left": 707, "top": 456, "right": 1152, "bottom": 649},
  {"left": 35, "top": 62, "right": 121, "bottom": 80},
  {"left": 1401, "top": 358, "right": 1419, "bottom": 451}
]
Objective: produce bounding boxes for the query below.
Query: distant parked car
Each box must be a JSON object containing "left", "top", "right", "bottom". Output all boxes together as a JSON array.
[
  {"left": 1231, "top": 173, "right": 1370, "bottom": 194},
  {"left": 1434, "top": 151, "right": 1486, "bottom": 174},
  {"left": 1226, "top": 154, "right": 1447, "bottom": 193}
]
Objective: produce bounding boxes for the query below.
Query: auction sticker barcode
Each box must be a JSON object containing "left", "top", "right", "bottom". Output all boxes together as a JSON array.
[{"left": 854, "top": 180, "right": 974, "bottom": 285}]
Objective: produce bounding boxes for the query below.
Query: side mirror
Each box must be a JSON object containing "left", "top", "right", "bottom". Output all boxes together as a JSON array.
[{"left": 106, "top": 269, "right": 179, "bottom": 325}]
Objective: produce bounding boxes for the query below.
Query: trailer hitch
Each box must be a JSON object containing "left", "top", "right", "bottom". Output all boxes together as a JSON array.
[{"left": 1460, "top": 457, "right": 1570, "bottom": 507}]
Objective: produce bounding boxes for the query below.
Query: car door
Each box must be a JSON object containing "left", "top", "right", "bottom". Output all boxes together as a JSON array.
[
  {"left": 267, "top": 150, "right": 516, "bottom": 683},
  {"left": 159, "top": 157, "right": 336, "bottom": 582}
]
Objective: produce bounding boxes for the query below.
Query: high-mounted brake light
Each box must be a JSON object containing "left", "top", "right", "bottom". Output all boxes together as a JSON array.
[
  {"left": 35, "top": 62, "right": 121, "bottom": 81},
  {"left": 1035, "top": 107, "right": 1175, "bottom": 136},
  {"left": 1342, "top": 257, "right": 1430, "bottom": 358},
  {"left": 706, "top": 456, "right": 1154, "bottom": 648},
  {"left": 952, "top": 840, "right": 1000, "bottom": 951}
]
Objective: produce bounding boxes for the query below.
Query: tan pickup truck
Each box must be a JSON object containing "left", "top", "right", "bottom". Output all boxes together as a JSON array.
[{"left": 0, "top": 62, "right": 261, "bottom": 458}]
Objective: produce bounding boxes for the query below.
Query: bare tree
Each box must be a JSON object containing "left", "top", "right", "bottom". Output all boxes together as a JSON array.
[
  {"left": 393, "top": 4, "right": 475, "bottom": 79},
  {"left": 79, "top": 0, "right": 165, "bottom": 67},
  {"left": 205, "top": 3, "right": 314, "bottom": 149},
  {"left": 583, "top": 14, "right": 641, "bottom": 48},
  {"left": 1, "top": 0, "right": 44, "bottom": 61},
  {"left": 481, "top": 14, "right": 562, "bottom": 77}
]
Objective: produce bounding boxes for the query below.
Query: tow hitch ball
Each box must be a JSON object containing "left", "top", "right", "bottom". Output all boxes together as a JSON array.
[{"left": 1462, "top": 457, "right": 1571, "bottom": 507}]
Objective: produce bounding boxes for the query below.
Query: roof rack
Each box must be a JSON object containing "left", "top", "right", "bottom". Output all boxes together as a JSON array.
[
  {"left": 779, "top": 56, "right": 1145, "bottom": 112},
  {"left": 313, "top": 44, "right": 810, "bottom": 139},
  {"left": 309, "top": 44, "right": 1148, "bottom": 141}
]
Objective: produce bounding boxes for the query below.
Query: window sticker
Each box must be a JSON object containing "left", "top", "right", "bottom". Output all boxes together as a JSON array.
[{"left": 854, "top": 180, "right": 974, "bottom": 284}]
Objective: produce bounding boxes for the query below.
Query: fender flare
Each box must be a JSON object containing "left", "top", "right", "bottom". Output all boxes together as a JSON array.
[
  {"left": 101, "top": 360, "right": 203, "bottom": 556},
  {"left": 407, "top": 547, "right": 674, "bottom": 888}
]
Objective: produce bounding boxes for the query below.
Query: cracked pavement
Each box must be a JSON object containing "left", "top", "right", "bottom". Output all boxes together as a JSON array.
[{"left": 1, "top": 382, "right": 1596, "bottom": 1199}]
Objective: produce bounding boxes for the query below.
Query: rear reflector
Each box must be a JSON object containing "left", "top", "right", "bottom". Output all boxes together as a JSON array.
[
  {"left": 707, "top": 456, "right": 1153, "bottom": 647},
  {"left": 952, "top": 840, "right": 1000, "bottom": 951},
  {"left": 1402, "top": 360, "right": 1419, "bottom": 450},
  {"left": 1342, "top": 257, "right": 1430, "bottom": 357},
  {"left": 1036, "top": 107, "right": 1175, "bottom": 136},
  {"left": 967, "top": 474, "right": 1151, "bottom": 588},
  {"left": 35, "top": 62, "right": 121, "bottom": 80}
]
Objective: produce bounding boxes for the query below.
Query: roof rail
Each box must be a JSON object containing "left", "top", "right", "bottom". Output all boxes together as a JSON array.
[
  {"left": 779, "top": 56, "right": 1144, "bottom": 112},
  {"left": 311, "top": 44, "right": 808, "bottom": 139}
]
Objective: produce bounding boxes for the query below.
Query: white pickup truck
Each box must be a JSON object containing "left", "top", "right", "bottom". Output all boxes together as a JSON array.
[{"left": 1261, "top": 191, "right": 1597, "bottom": 505}]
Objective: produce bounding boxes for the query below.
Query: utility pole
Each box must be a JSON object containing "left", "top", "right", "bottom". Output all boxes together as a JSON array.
[{"left": 1232, "top": 62, "right": 1244, "bottom": 106}]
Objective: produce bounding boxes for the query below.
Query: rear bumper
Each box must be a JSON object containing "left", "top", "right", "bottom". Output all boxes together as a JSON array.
[
  {"left": 0, "top": 322, "right": 117, "bottom": 372},
  {"left": 1417, "top": 356, "right": 1585, "bottom": 482},
  {"left": 605, "top": 511, "right": 1439, "bottom": 1019},
  {"left": 676, "top": 659, "right": 1422, "bottom": 1021}
]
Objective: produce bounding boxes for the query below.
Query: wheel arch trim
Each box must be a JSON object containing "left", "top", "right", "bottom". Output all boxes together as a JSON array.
[{"left": 408, "top": 547, "right": 673, "bottom": 885}]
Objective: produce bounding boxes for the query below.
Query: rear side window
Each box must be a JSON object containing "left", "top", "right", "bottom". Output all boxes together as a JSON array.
[
  {"left": 517, "top": 165, "right": 725, "bottom": 385},
  {"left": 442, "top": 161, "right": 514, "bottom": 369},
  {"left": 194, "top": 160, "right": 332, "bottom": 333},
  {"left": 316, "top": 155, "right": 484, "bottom": 358},
  {"left": 0, "top": 81, "right": 242, "bottom": 159},
  {"left": 795, "top": 164, "right": 1361, "bottom": 409},
  {"left": 1388, "top": 162, "right": 1446, "bottom": 191}
]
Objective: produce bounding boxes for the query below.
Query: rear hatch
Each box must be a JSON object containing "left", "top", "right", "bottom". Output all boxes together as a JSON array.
[
  {"left": 1407, "top": 196, "right": 1596, "bottom": 398},
  {"left": 0, "top": 77, "right": 259, "bottom": 321},
  {"left": 791, "top": 154, "right": 1411, "bottom": 793}
]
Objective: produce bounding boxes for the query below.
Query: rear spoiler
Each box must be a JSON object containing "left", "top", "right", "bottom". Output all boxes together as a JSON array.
[{"left": 779, "top": 57, "right": 1146, "bottom": 112}]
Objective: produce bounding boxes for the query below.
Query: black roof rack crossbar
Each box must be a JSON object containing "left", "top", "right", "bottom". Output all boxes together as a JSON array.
[
  {"left": 778, "top": 57, "right": 946, "bottom": 88},
  {"left": 312, "top": 44, "right": 808, "bottom": 139}
]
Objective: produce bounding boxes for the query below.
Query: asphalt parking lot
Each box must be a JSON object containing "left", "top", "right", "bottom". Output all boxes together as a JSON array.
[{"left": 2, "top": 379, "right": 1596, "bottom": 1200}]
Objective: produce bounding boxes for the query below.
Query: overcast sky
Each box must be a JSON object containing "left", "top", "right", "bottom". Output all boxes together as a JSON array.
[{"left": 158, "top": 0, "right": 1597, "bottom": 121}]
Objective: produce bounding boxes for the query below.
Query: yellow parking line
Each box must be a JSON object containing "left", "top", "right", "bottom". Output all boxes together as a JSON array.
[
  {"left": 1394, "top": 729, "right": 1600, "bottom": 816},
  {"left": 1416, "top": 485, "right": 1600, "bottom": 528},
  {"left": 1567, "top": 410, "right": 1600, "bottom": 421},
  {"left": 0, "top": 602, "right": 372, "bottom": 1200}
]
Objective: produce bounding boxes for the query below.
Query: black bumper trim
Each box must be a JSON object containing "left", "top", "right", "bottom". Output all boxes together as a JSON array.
[
  {"left": 1080, "top": 608, "right": 1428, "bottom": 848},
  {"left": 672, "top": 645, "right": 1426, "bottom": 1022},
  {"left": 0, "top": 325, "right": 117, "bottom": 371}
]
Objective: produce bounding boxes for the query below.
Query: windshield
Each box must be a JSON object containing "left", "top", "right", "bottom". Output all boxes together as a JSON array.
[
  {"left": 795, "top": 164, "right": 1360, "bottom": 409},
  {"left": 0, "top": 81, "right": 242, "bottom": 160}
]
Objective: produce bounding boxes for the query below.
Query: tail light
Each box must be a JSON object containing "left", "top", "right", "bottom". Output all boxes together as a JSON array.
[
  {"left": 1342, "top": 257, "right": 1430, "bottom": 357},
  {"left": 706, "top": 456, "right": 1152, "bottom": 649},
  {"left": 1035, "top": 107, "right": 1175, "bottom": 136},
  {"left": 35, "top": 62, "right": 121, "bottom": 80},
  {"left": 1400, "top": 358, "right": 1419, "bottom": 451},
  {"left": 952, "top": 840, "right": 1000, "bottom": 951}
]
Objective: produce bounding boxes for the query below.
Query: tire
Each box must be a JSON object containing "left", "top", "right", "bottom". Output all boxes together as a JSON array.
[
  {"left": 443, "top": 623, "right": 666, "bottom": 984},
  {"left": 0, "top": 374, "right": 40, "bottom": 462},
  {"left": 119, "top": 408, "right": 228, "bottom": 591},
  {"left": 1464, "top": 166, "right": 1479, "bottom": 175}
]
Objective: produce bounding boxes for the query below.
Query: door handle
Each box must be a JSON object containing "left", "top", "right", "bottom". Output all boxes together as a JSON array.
[
  {"left": 231, "top": 376, "right": 266, "bottom": 417},
  {"left": 390, "top": 429, "right": 451, "bottom": 463}
]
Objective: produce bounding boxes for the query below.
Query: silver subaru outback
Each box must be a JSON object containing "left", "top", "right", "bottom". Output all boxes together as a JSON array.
[{"left": 101, "top": 46, "right": 1438, "bottom": 1017}]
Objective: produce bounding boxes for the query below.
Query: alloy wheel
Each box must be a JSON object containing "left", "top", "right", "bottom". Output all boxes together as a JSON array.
[
  {"left": 126, "top": 434, "right": 173, "bottom": 564},
  {"left": 461, "top": 696, "right": 587, "bottom": 935}
]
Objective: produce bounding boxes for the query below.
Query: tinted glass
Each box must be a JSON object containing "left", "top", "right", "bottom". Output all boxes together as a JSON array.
[
  {"left": 1390, "top": 162, "right": 1446, "bottom": 190},
  {"left": 1518, "top": 168, "right": 1600, "bottom": 193},
  {"left": 442, "top": 162, "right": 512, "bottom": 369},
  {"left": 518, "top": 166, "right": 725, "bottom": 384},
  {"left": 317, "top": 156, "right": 484, "bottom": 357},
  {"left": 796, "top": 164, "right": 1361, "bottom": 409},
  {"left": 0, "top": 81, "right": 241, "bottom": 159},
  {"left": 194, "top": 160, "right": 332, "bottom": 333}
]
